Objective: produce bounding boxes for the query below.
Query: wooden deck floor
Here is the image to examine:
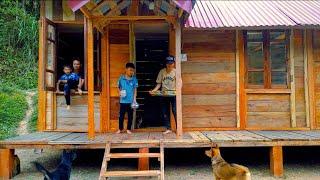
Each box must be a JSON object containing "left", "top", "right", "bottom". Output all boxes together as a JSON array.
[{"left": 2, "top": 130, "right": 320, "bottom": 149}]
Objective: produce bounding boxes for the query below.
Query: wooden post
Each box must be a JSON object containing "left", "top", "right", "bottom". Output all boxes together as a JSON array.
[
  {"left": 290, "top": 29, "right": 297, "bottom": 127},
  {"left": 129, "top": 22, "right": 136, "bottom": 130},
  {"left": 87, "top": 17, "right": 95, "bottom": 139},
  {"left": 138, "top": 148, "right": 149, "bottom": 171},
  {"left": 174, "top": 21, "right": 183, "bottom": 138},
  {"left": 38, "top": 17, "right": 46, "bottom": 131},
  {"left": 238, "top": 30, "right": 247, "bottom": 129},
  {"left": 269, "top": 146, "right": 283, "bottom": 177},
  {"left": 0, "top": 149, "right": 14, "bottom": 179},
  {"left": 305, "top": 29, "right": 315, "bottom": 129},
  {"left": 100, "top": 28, "right": 108, "bottom": 132},
  {"left": 169, "top": 23, "right": 177, "bottom": 131},
  {"left": 235, "top": 30, "right": 240, "bottom": 128}
]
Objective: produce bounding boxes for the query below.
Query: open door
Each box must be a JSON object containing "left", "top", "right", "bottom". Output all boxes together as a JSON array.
[{"left": 41, "top": 17, "right": 57, "bottom": 91}]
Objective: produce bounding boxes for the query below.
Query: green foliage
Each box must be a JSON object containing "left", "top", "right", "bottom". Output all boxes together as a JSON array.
[
  {"left": 0, "top": 86, "right": 28, "bottom": 140},
  {"left": 28, "top": 91, "right": 38, "bottom": 133},
  {"left": 0, "top": 0, "right": 39, "bottom": 89}
]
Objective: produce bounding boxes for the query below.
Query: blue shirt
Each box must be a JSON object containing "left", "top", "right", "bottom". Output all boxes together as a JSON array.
[
  {"left": 118, "top": 75, "right": 138, "bottom": 104},
  {"left": 59, "top": 73, "right": 79, "bottom": 81}
]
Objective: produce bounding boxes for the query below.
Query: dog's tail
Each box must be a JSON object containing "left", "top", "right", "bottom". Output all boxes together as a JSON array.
[{"left": 33, "top": 162, "right": 51, "bottom": 178}]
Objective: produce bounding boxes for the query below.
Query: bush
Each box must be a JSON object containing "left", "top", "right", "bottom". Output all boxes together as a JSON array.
[
  {"left": 0, "top": 86, "right": 28, "bottom": 140},
  {"left": 0, "top": 0, "right": 39, "bottom": 89}
]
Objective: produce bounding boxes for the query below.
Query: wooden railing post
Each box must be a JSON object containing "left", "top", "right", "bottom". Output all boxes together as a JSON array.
[
  {"left": 174, "top": 21, "right": 183, "bottom": 138},
  {"left": 87, "top": 17, "right": 95, "bottom": 139}
]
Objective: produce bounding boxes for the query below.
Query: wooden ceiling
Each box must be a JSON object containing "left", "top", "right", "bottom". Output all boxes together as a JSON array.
[
  {"left": 84, "top": 0, "right": 185, "bottom": 17},
  {"left": 81, "top": 0, "right": 190, "bottom": 33}
]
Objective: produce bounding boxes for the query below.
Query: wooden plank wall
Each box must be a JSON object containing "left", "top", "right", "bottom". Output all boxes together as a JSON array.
[
  {"left": 246, "top": 94, "right": 291, "bottom": 128},
  {"left": 246, "top": 30, "right": 307, "bottom": 129},
  {"left": 109, "top": 24, "right": 130, "bottom": 130},
  {"left": 46, "top": 0, "right": 83, "bottom": 21},
  {"left": 181, "top": 30, "right": 237, "bottom": 129},
  {"left": 313, "top": 30, "right": 320, "bottom": 128},
  {"left": 294, "top": 30, "right": 307, "bottom": 127},
  {"left": 55, "top": 95, "right": 100, "bottom": 132}
]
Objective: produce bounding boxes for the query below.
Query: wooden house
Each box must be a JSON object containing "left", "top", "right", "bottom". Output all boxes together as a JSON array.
[{"left": 1, "top": 0, "right": 320, "bottom": 179}]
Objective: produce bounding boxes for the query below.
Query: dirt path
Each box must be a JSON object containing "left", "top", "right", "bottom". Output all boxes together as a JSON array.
[{"left": 17, "top": 91, "right": 35, "bottom": 135}]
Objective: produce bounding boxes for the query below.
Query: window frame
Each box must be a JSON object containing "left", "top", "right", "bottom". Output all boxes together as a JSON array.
[{"left": 244, "top": 30, "right": 290, "bottom": 89}]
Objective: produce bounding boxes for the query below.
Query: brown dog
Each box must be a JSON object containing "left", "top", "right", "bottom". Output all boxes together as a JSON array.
[{"left": 205, "top": 145, "right": 251, "bottom": 180}]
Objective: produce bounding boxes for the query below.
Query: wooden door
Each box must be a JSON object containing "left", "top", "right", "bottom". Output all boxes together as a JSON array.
[{"left": 41, "top": 17, "right": 57, "bottom": 91}]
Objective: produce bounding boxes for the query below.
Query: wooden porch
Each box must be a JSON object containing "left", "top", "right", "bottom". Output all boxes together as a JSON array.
[
  {"left": 2, "top": 130, "right": 320, "bottom": 178},
  {"left": 2, "top": 130, "right": 320, "bottom": 148}
]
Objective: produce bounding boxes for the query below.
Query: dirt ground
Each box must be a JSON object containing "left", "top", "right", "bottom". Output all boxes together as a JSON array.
[{"left": 12, "top": 147, "right": 320, "bottom": 180}]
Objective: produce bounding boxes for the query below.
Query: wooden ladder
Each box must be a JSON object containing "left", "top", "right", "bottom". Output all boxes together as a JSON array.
[{"left": 99, "top": 141, "right": 165, "bottom": 180}]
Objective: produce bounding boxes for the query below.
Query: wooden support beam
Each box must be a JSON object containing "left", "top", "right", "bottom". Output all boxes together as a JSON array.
[
  {"left": 38, "top": 18, "right": 46, "bottom": 131},
  {"left": 80, "top": 7, "right": 92, "bottom": 19},
  {"left": 100, "top": 28, "right": 108, "bottom": 133},
  {"left": 87, "top": 17, "right": 95, "bottom": 139},
  {"left": 128, "top": 0, "right": 139, "bottom": 16},
  {"left": 0, "top": 149, "right": 14, "bottom": 179},
  {"left": 236, "top": 30, "right": 240, "bottom": 128},
  {"left": 269, "top": 146, "right": 283, "bottom": 177},
  {"left": 138, "top": 148, "right": 149, "bottom": 171},
  {"left": 169, "top": 24, "right": 175, "bottom": 55},
  {"left": 290, "top": 29, "right": 297, "bottom": 127},
  {"left": 92, "top": 16, "right": 173, "bottom": 21},
  {"left": 174, "top": 21, "right": 183, "bottom": 138},
  {"left": 105, "top": 0, "right": 130, "bottom": 16},
  {"left": 238, "top": 30, "right": 246, "bottom": 129},
  {"left": 305, "top": 29, "right": 315, "bottom": 128},
  {"left": 129, "top": 22, "right": 135, "bottom": 62}
]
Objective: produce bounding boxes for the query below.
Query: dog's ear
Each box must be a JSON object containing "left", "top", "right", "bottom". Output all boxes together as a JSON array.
[
  {"left": 205, "top": 149, "right": 213, "bottom": 158},
  {"left": 211, "top": 143, "right": 219, "bottom": 148}
]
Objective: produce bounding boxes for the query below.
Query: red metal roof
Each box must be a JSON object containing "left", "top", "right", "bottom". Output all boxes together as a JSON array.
[{"left": 185, "top": 0, "right": 320, "bottom": 29}]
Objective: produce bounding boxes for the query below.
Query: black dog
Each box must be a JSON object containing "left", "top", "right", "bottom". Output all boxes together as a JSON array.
[{"left": 33, "top": 150, "right": 77, "bottom": 180}]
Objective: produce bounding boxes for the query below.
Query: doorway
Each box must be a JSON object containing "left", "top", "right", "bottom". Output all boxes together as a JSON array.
[{"left": 134, "top": 23, "right": 169, "bottom": 128}]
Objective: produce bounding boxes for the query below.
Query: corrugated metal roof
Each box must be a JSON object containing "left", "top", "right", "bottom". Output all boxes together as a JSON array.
[{"left": 185, "top": 0, "right": 320, "bottom": 29}]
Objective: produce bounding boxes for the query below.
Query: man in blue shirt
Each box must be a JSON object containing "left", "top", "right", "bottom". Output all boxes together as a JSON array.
[
  {"left": 117, "top": 63, "right": 138, "bottom": 134},
  {"left": 56, "top": 65, "right": 80, "bottom": 110}
]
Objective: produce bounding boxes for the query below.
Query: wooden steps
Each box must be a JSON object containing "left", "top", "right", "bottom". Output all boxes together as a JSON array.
[
  {"left": 106, "top": 152, "right": 160, "bottom": 159},
  {"left": 103, "top": 170, "right": 161, "bottom": 177},
  {"left": 99, "top": 141, "right": 165, "bottom": 180}
]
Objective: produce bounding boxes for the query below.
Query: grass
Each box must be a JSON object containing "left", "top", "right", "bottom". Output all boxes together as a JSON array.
[
  {"left": 0, "top": 86, "right": 28, "bottom": 140},
  {"left": 28, "top": 91, "right": 38, "bottom": 133}
]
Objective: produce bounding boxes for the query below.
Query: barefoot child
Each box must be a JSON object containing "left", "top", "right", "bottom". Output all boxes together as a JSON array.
[
  {"left": 116, "top": 63, "right": 138, "bottom": 134},
  {"left": 56, "top": 65, "right": 81, "bottom": 110}
]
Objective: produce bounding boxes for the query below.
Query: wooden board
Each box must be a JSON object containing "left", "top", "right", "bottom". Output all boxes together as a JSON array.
[
  {"left": 293, "top": 30, "right": 307, "bottom": 127},
  {"left": 313, "top": 30, "right": 320, "bottom": 128},
  {"left": 246, "top": 94, "right": 291, "bottom": 128},
  {"left": 56, "top": 95, "right": 100, "bottom": 131},
  {"left": 181, "top": 30, "right": 236, "bottom": 129},
  {"left": 4, "top": 130, "right": 320, "bottom": 148}
]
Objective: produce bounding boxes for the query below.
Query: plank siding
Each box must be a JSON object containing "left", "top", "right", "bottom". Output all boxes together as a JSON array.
[
  {"left": 294, "top": 30, "right": 307, "bottom": 127},
  {"left": 56, "top": 95, "right": 100, "bottom": 131},
  {"left": 314, "top": 30, "right": 320, "bottom": 128},
  {"left": 109, "top": 25, "right": 129, "bottom": 130},
  {"left": 246, "top": 94, "right": 291, "bottom": 128},
  {"left": 182, "top": 30, "right": 236, "bottom": 128}
]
